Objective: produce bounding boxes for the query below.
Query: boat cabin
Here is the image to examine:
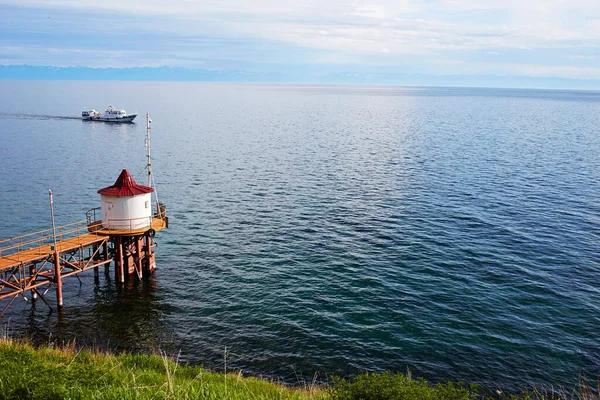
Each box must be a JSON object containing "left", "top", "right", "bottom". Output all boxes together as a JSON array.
[{"left": 105, "top": 105, "right": 126, "bottom": 116}]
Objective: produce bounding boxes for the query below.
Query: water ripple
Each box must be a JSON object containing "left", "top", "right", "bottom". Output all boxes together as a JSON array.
[{"left": 1, "top": 83, "right": 600, "bottom": 391}]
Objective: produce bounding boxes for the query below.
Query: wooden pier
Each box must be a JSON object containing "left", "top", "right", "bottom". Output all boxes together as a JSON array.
[{"left": 0, "top": 210, "right": 167, "bottom": 317}]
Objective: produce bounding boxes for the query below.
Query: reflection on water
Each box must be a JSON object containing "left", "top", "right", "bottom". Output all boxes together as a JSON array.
[{"left": 20, "top": 273, "right": 176, "bottom": 354}]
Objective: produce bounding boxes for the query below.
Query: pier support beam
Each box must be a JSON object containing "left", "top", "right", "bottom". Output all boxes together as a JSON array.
[
  {"left": 53, "top": 251, "right": 63, "bottom": 308},
  {"left": 136, "top": 236, "right": 143, "bottom": 279},
  {"left": 145, "top": 236, "right": 155, "bottom": 272},
  {"left": 103, "top": 241, "right": 109, "bottom": 262},
  {"left": 92, "top": 244, "right": 100, "bottom": 284},
  {"left": 115, "top": 237, "right": 124, "bottom": 284},
  {"left": 103, "top": 241, "right": 110, "bottom": 277},
  {"left": 29, "top": 264, "right": 38, "bottom": 302}
]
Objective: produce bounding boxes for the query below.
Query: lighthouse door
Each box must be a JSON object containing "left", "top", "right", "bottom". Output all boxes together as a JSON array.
[{"left": 104, "top": 202, "right": 113, "bottom": 221}]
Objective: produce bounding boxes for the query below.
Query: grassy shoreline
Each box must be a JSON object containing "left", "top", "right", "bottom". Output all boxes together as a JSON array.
[
  {"left": 0, "top": 338, "right": 325, "bottom": 399},
  {"left": 0, "top": 338, "right": 596, "bottom": 399}
]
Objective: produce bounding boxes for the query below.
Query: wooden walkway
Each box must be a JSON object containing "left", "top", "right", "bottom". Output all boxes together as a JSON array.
[
  {"left": 0, "top": 233, "right": 107, "bottom": 272},
  {"left": 0, "top": 223, "right": 114, "bottom": 314},
  {"left": 0, "top": 215, "right": 167, "bottom": 316}
]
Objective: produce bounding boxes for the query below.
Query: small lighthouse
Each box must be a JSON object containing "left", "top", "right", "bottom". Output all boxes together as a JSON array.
[
  {"left": 87, "top": 167, "right": 167, "bottom": 283},
  {"left": 98, "top": 169, "right": 154, "bottom": 231}
]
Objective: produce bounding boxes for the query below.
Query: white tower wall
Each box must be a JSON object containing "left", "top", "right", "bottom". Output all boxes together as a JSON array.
[{"left": 100, "top": 193, "right": 152, "bottom": 230}]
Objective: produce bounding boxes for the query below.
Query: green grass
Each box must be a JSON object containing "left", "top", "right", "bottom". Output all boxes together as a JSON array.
[
  {"left": 0, "top": 338, "right": 324, "bottom": 400},
  {"left": 329, "top": 371, "right": 478, "bottom": 400},
  {"left": 1, "top": 338, "right": 598, "bottom": 400},
  {"left": 328, "top": 371, "right": 600, "bottom": 400}
]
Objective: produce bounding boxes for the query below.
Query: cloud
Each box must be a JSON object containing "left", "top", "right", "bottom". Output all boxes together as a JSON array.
[
  {"left": 4, "top": 1, "right": 599, "bottom": 50},
  {"left": 1, "top": 0, "right": 599, "bottom": 80}
]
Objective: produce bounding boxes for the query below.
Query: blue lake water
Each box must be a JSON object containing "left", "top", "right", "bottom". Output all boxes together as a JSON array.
[{"left": 1, "top": 81, "right": 600, "bottom": 391}]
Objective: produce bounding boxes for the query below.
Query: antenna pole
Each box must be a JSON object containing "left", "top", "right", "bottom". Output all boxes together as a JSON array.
[
  {"left": 49, "top": 189, "right": 63, "bottom": 308},
  {"left": 49, "top": 189, "right": 57, "bottom": 250},
  {"left": 146, "top": 113, "right": 152, "bottom": 187}
]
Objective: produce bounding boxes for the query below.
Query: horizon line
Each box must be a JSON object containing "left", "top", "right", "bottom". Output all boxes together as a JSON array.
[{"left": 1, "top": 65, "right": 600, "bottom": 91}]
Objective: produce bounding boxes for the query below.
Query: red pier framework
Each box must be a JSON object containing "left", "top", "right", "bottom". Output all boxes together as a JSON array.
[{"left": 0, "top": 208, "right": 167, "bottom": 317}]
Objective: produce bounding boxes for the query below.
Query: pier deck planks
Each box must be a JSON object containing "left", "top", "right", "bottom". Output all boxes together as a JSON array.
[{"left": 0, "top": 233, "right": 107, "bottom": 272}]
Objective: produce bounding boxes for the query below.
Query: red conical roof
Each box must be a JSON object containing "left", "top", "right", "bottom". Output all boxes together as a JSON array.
[{"left": 98, "top": 169, "right": 154, "bottom": 197}]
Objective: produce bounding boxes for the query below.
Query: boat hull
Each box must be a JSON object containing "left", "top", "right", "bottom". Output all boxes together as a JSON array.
[{"left": 83, "top": 114, "right": 137, "bottom": 123}]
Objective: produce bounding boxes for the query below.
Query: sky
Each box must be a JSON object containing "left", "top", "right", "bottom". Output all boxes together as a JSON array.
[{"left": 1, "top": 0, "right": 600, "bottom": 88}]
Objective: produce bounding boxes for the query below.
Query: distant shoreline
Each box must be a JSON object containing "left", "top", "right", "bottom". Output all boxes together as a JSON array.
[{"left": 2, "top": 65, "right": 599, "bottom": 91}]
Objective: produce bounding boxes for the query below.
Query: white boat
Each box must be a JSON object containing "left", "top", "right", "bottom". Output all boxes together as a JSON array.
[{"left": 82, "top": 105, "right": 137, "bottom": 122}]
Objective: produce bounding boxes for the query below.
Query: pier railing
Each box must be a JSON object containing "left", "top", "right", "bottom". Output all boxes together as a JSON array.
[
  {"left": 86, "top": 205, "right": 168, "bottom": 234},
  {"left": 0, "top": 220, "right": 90, "bottom": 257}
]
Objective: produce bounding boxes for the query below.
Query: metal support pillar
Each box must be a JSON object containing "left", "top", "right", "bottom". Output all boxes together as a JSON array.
[
  {"left": 136, "top": 236, "right": 143, "bottom": 279},
  {"left": 53, "top": 251, "right": 63, "bottom": 308},
  {"left": 103, "top": 241, "right": 110, "bottom": 277},
  {"left": 115, "top": 237, "right": 124, "bottom": 283},
  {"left": 29, "top": 264, "right": 38, "bottom": 301},
  {"left": 93, "top": 244, "right": 100, "bottom": 284},
  {"left": 145, "top": 235, "right": 155, "bottom": 272}
]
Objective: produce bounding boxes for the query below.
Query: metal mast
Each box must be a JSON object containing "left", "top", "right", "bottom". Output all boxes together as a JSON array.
[
  {"left": 49, "top": 190, "right": 57, "bottom": 250},
  {"left": 146, "top": 113, "right": 152, "bottom": 187}
]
